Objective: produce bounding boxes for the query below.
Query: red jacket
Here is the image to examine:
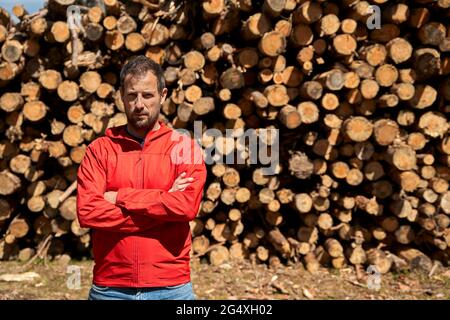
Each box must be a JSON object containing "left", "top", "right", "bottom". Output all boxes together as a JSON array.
[{"left": 76, "top": 120, "right": 207, "bottom": 288}]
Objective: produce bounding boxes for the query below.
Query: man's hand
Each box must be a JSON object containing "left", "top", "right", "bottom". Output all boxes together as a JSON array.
[
  {"left": 169, "top": 172, "right": 194, "bottom": 192},
  {"left": 104, "top": 191, "right": 118, "bottom": 204}
]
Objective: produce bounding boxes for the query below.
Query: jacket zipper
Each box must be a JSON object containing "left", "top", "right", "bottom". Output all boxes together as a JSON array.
[
  {"left": 135, "top": 146, "right": 144, "bottom": 284},
  {"left": 121, "top": 130, "right": 149, "bottom": 287},
  {"left": 135, "top": 144, "right": 144, "bottom": 287}
]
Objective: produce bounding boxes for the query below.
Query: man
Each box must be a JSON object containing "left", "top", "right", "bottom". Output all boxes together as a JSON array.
[{"left": 76, "top": 55, "right": 207, "bottom": 300}]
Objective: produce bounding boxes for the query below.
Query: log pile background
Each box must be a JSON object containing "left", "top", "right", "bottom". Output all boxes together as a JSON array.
[{"left": 0, "top": 0, "right": 449, "bottom": 274}]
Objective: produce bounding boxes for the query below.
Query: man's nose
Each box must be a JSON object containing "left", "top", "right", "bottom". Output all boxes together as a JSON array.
[{"left": 135, "top": 94, "right": 144, "bottom": 109}]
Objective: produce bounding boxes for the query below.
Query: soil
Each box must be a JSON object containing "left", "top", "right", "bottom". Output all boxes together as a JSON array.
[{"left": 0, "top": 257, "right": 449, "bottom": 300}]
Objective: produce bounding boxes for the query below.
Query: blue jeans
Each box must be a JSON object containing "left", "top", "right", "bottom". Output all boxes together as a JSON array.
[{"left": 88, "top": 282, "right": 196, "bottom": 300}]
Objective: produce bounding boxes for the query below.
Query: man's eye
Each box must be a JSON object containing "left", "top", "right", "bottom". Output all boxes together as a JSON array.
[
  {"left": 143, "top": 94, "right": 153, "bottom": 99},
  {"left": 128, "top": 94, "right": 137, "bottom": 100}
]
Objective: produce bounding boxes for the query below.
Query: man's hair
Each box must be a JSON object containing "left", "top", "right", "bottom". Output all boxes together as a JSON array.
[{"left": 120, "top": 55, "right": 166, "bottom": 93}]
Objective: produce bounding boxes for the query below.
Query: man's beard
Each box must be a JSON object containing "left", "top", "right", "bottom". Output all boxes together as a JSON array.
[{"left": 129, "top": 113, "right": 157, "bottom": 130}]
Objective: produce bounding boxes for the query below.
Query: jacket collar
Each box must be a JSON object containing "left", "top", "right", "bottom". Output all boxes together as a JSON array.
[{"left": 105, "top": 119, "right": 172, "bottom": 146}]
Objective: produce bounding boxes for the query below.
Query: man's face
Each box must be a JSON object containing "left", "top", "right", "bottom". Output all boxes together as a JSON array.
[{"left": 121, "top": 71, "right": 167, "bottom": 130}]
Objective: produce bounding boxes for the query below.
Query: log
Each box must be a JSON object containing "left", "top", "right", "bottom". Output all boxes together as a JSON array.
[
  {"left": 50, "top": 21, "right": 70, "bottom": 43},
  {"left": 1, "top": 40, "right": 23, "bottom": 63},
  {"left": 80, "top": 71, "right": 102, "bottom": 94},
  {"left": 242, "top": 13, "right": 271, "bottom": 40},
  {"left": 375, "top": 64, "right": 398, "bottom": 87},
  {"left": 63, "top": 125, "right": 84, "bottom": 147},
  {"left": 192, "top": 235, "right": 209, "bottom": 256},
  {"left": 278, "top": 105, "right": 301, "bottom": 129},
  {"left": 208, "top": 245, "right": 229, "bottom": 266},
  {"left": 183, "top": 51, "right": 205, "bottom": 71},
  {"left": 39, "top": 70, "right": 62, "bottom": 90},
  {"left": 193, "top": 97, "right": 215, "bottom": 116},
  {"left": 0, "top": 199, "right": 13, "bottom": 221},
  {"left": 418, "top": 111, "right": 449, "bottom": 138},
  {"left": 125, "top": 32, "right": 146, "bottom": 52},
  {"left": 8, "top": 215, "right": 29, "bottom": 239},
  {"left": 0, "top": 170, "right": 21, "bottom": 195},
  {"left": 27, "top": 195, "right": 45, "bottom": 212},
  {"left": 0, "top": 93, "right": 24, "bottom": 112},
  {"left": 57, "top": 81, "right": 79, "bottom": 102},
  {"left": 333, "top": 34, "right": 357, "bottom": 56},
  {"left": 418, "top": 22, "right": 446, "bottom": 46},
  {"left": 0, "top": 0, "right": 448, "bottom": 272},
  {"left": 104, "top": 30, "right": 125, "bottom": 50},
  {"left": 386, "top": 38, "right": 413, "bottom": 64},
  {"left": 321, "top": 93, "right": 339, "bottom": 111},
  {"left": 117, "top": 15, "right": 137, "bottom": 35},
  {"left": 220, "top": 68, "right": 244, "bottom": 90},
  {"left": 293, "top": 1, "right": 322, "bottom": 24},
  {"left": 12, "top": 5, "right": 28, "bottom": 19},
  {"left": 373, "top": 119, "right": 399, "bottom": 146},
  {"left": 267, "top": 228, "right": 290, "bottom": 258},
  {"left": 59, "top": 196, "right": 77, "bottom": 221},
  {"left": 297, "top": 101, "right": 319, "bottom": 124},
  {"left": 263, "top": 0, "right": 286, "bottom": 17},
  {"left": 290, "top": 24, "right": 313, "bottom": 47},
  {"left": 275, "top": 19, "right": 292, "bottom": 38},
  {"left": 264, "top": 84, "right": 289, "bottom": 106},
  {"left": 318, "top": 14, "right": 340, "bottom": 36},
  {"left": 303, "top": 252, "right": 320, "bottom": 273},
  {"left": 343, "top": 116, "right": 373, "bottom": 142},
  {"left": 259, "top": 31, "right": 286, "bottom": 57}
]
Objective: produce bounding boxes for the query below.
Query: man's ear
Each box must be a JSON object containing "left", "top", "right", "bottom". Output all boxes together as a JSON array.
[
  {"left": 120, "top": 86, "right": 124, "bottom": 99},
  {"left": 160, "top": 88, "right": 168, "bottom": 104}
]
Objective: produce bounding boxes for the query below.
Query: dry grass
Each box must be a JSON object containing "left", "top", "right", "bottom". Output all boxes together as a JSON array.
[{"left": 0, "top": 257, "right": 449, "bottom": 300}]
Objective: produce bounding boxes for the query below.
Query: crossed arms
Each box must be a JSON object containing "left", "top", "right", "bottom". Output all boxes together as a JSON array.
[{"left": 76, "top": 140, "right": 207, "bottom": 233}]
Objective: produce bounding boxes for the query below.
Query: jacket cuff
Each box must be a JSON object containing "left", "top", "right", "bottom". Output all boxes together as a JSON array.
[
  {"left": 116, "top": 188, "right": 130, "bottom": 208},
  {"left": 115, "top": 188, "right": 166, "bottom": 215}
]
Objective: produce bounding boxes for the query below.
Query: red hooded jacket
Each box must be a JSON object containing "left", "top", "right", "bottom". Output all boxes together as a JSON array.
[{"left": 76, "top": 120, "right": 207, "bottom": 288}]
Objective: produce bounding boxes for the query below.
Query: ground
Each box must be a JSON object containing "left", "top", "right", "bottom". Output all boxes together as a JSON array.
[{"left": 0, "top": 257, "right": 449, "bottom": 300}]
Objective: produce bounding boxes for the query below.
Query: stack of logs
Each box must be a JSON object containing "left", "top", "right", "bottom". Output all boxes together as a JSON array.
[{"left": 0, "top": 0, "right": 450, "bottom": 274}]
